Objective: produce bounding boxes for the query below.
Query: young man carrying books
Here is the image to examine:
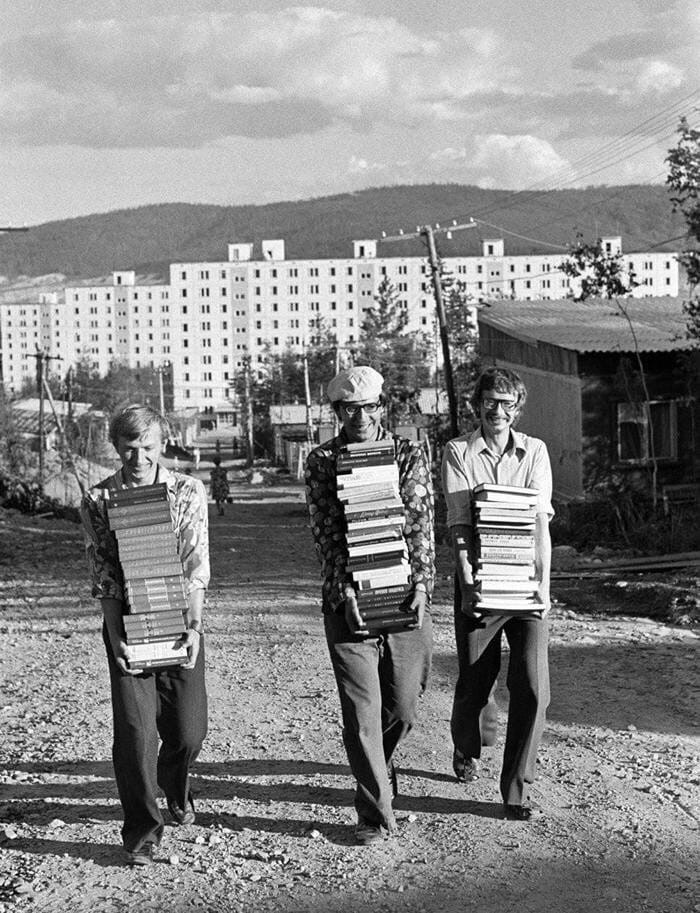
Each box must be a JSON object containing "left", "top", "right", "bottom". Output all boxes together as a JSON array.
[
  {"left": 80, "top": 404, "right": 210, "bottom": 866},
  {"left": 305, "top": 366, "right": 434, "bottom": 845},
  {"left": 441, "top": 367, "right": 553, "bottom": 821}
]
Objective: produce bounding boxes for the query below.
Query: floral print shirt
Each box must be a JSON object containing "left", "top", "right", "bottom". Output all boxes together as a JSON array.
[
  {"left": 305, "top": 428, "right": 435, "bottom": 613},
  {"left": 80, "top": 464, "right": 210, "bottom": 605}
]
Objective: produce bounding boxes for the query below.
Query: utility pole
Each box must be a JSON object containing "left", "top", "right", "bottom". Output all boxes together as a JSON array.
[
  {"left": 157, "top": 365, "right": 165, "bottom": 414},
  {"left": 27, "top": 348, "right": 62, "bottom": 489},
  {"left": 244, "top": 357, "right": 254, "bottom": 467},
  {"left": 422, "top": 225, "right": 459, "bottom": 438},
  {"left": 303, "top": 348, "right": 314, "bottom": 445}
]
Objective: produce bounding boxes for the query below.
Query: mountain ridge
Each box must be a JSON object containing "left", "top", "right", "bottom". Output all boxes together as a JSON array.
[{"left": 0, "top": 182, "right": 685, "bottom": 283}]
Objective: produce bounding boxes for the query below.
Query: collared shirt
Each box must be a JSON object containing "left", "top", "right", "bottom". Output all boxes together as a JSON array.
[
  {"left": 305, "top": 428, "right": 435, "bottom": 613},
  {"left": 80, "top": 464, "right": 210, "bottom": 603},
  {"left": 442, "top": 427, "right": 553, "bottom": 528}
]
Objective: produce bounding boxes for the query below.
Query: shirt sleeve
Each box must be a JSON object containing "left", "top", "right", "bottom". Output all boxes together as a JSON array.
[
  {"left": 176, "top": 477, "right": 211, "bottom": 593},
  {"left": 530, "top": 440, "right": 554, "bottom": 518},
  {"left": 79, "top": 489, "right": 124, "bottom": 601},
  {"left": 441, "top": 439, "right": 474, "bottom": 528},
  {"left": 398, "top": 441, "right": 435, "bottom": 594},
  {"left": 304, "top": 446, "right": 352, "bottom": 608}
]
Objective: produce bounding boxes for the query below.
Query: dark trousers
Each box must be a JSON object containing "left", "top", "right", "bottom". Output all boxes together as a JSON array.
[
  {"left": 104, "top": 629, "right": 208, "bottom": 853},
  {"left": 451, "top": 581, "right": 549, "bottom": 805},
  {"left": 324, "top": 611, "right": 432, "bottom": 830}
]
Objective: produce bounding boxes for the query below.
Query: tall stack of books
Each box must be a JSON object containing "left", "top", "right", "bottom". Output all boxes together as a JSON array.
[
  {"left": 472, "top": 483, "right": 542, "bottom": 615},
  {"left": 107, "top": 483, "right": 189, "bottom": 671},
  {"left": 338, "top": 439, "right": 416, "bottom": 631}
]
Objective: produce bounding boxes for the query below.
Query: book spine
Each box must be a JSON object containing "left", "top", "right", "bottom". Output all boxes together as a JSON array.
[
  {"left": 118, "top": 545, "right": 179, "bottom": 560},
  {"left": 356, "top": 573, "right": 411, "bottom": 590},
  {"left": 347, "top": 555, "right": 408, "bottom": 572},
  {"left": 125, "top": 609, "right": 186, "bottom": 624},
  {"left": 115, "top": 522, "right": 174, "bottom": 540},
  {"left": 126, "top": 631, "right": 186, "bottom": 645},
  {"left": 122, "top": 557, "right": 182, "bottom": 571},
  {"left": 109, "top": 513, "right": 173, "bottom": 530},
  {"left": 363, "top": 614, "right": 417, "bottom": 631},
  {"left": 109, "top": 488, "right": 169, "bottom": 506}
]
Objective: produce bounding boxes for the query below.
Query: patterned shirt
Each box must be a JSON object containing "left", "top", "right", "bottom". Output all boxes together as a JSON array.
[
  {"left": 80, "top": 464, "right": 210, "bottom": 604},
  {"left": 305, "top": 428, "right": 435, "bottom": 613},
  {"left": 442, "top": 427, "right": 554, "bottom": 529}
]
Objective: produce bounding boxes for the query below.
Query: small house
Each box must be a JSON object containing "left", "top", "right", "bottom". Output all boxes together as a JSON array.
[{"left": 478, "top": 297, "right": 700, "bottom": 502}]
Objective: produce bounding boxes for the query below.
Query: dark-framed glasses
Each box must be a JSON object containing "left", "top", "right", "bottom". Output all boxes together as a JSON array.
[
  {"left": 482, "top": 397, "right": 518, "bottom": 413},
  {"left": 340, "top": 401, "right": 382, "bottom": 416}
]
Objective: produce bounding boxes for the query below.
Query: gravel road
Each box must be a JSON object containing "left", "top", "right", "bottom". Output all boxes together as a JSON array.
[{"left": 0, "top": 486, "right": 698, "bottom": 913}]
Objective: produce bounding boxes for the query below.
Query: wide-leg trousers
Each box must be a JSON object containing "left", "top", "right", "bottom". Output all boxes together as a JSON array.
[
  {"left": 324, "top": 611, "right": 432, "bottom": 830},
  {"left": 451, "top": 580, "right": 549, "bottom": 805},
  {"left": 104, "top": 628, "right": 208, "bottom": 853}
]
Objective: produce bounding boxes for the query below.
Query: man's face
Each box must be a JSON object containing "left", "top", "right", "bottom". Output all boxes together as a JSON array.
[
  {"left": 337, "top": 400, "right": 383, "bottom": 443},
  {"left": 116, "top": 425, "right": 163, "bottom": 486},
  {"left": 479, "top": 388, "right": 519, "bottom": 436}
]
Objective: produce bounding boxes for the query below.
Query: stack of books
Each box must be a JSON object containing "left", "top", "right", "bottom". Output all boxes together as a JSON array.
[
  {"left": 472, "top": 483, "right": 542, "bottom": 615},
  {"left": 107, "top": 483, "right": 189, "bottom": 670},
  {"left": 338, "top": 439, "right": 415, "bottom": 631}
]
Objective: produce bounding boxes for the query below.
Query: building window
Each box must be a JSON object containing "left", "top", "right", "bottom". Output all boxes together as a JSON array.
[{"left": 617, "top": 400, "right": 678, "bottom": 463}]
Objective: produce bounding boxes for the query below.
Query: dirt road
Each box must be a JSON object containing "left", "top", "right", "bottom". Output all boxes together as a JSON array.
[{"left": 0, "top": 486, "right": 698, "bottom": 913}]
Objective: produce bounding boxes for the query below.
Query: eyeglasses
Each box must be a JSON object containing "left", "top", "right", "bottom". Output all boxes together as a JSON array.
[
  {"left": 482, "top": 397, "right": 518, "bottom": 413},
  {"left": 339, "top": 401, "right": 382, "bottom": 416}
]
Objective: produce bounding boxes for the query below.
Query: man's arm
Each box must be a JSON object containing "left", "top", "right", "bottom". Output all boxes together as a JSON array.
[
  {"left": 451, "top": 524, "right": 482, "bottom": 619},
  {"left": 534, "top": 512, "right": 552, "bottom": 615},
  {"left": 398, "top": 441, "right": 435, "bottom": 628},
  {"left": 304, "top": 448, "right": 356, "bottom": 617},
  {"left": 176, "top": 477, "right": 210, "bottom": 667}
]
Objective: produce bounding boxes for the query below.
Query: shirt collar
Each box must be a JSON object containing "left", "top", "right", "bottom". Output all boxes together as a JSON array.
[
  {"left": 466, "top": 426, "right": 527, "bottom": 458},
  {"left": 116, "top": 462, "right": 174, "bottom": 489}
]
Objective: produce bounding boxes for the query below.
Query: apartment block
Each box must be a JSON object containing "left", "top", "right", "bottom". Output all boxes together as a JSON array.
[{"left": 0, "top": 236, "right": 680, "bottom": 417}]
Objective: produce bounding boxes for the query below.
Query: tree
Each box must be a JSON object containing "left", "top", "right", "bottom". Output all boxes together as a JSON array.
[
  {"left": 441, "top": 274, "right": 480, "bottom": 428},
  {"left": 560, "top": 236, "right": 661, "bottom": 504},
  {"left": 666, "top": 115, "right": 700, "bottom": 342},
  {"left": 355, "top": 277, "right": 432, "bottom": 427}
]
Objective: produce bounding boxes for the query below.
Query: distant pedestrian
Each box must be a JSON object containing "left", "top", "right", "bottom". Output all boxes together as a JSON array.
[
  {"left": 79, "top": 403, "right": 209, "bottom": 866},
  {"left": 193, "top": 447, "right": 201, "bottom": 470},
  {"left": 209, "top": 456, "right": 230, "bottom": 516},
  {"left": 305, "top": 366, "right": 434, "bottom": 845}
]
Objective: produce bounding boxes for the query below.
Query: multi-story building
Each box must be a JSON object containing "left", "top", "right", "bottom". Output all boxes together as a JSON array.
[{"left": 0, "top": 236, "right": 679, "bottom": 422}]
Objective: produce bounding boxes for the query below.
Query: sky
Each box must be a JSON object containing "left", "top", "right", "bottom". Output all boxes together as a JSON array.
[{"left": 0, "top": 0, "right": 698, "bottom": 226}]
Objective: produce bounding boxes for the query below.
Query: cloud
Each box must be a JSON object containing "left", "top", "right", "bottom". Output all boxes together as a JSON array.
[
  {"left": 470, "top": 134, "right": 571, "bottom": 189},
  {"left": 0, "top": 7, "right": 507, "bottom": 147},
  {"left": 348, "top": 155, "right": 385, "bottom": 175}
]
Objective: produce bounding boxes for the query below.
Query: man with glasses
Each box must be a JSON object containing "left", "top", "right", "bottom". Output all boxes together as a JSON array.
[
  {"left": 305, "top": 366, "right": 434, "bottom": 845},
  {"left": 442, "top": 367, "right": 553, "bottom": 821}
]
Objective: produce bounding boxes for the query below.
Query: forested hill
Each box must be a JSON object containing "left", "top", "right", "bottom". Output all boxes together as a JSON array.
[{"left": 0, "top": 183, "right": 685, "bottom": 282}]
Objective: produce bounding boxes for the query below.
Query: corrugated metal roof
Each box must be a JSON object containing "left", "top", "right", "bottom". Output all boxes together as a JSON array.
[{"left": 478, "top": 297, "right": 693, "bottom": 353}]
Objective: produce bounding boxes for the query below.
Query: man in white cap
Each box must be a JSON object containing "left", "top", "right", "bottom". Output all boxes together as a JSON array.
[{"left": 305, "top": 366, "right": 434, "bottom": 845}]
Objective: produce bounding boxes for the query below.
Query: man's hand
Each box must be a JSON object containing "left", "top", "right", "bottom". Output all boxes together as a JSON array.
[
  {"left": 536, "top": 583, "right": 551, "bottom": 619},
  {"left": 344, "top": 589, "right": 370, "bottom": 636},
  {"left": 460, "top": 581, "right": 484, "bottom": 621},
  {"left": 406, "top": 588, "right": 427, "bottom": 629},
  {"left": 108, "top": 634, "right": 141, "bottom": 676},
  {"left": 179, "top": 628, "right": 201, "bottom": 669}
]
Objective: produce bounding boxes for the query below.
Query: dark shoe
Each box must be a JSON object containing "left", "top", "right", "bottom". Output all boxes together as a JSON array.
[
  {"left": 126, "top": 841, "right": 156, "bottom": 867},
  {"left": 355, "top": 817, "right": 385, "bottom": 846},
  {"left": 504, "top": 803, "right": 542, "bottom": 821},
  {"left": 167, "top": 798, "right": 195, "bottom": 826},
  {"left": 453, "top": 749, "right": 479, "bottom": 783},
  {"left": 387, "top": 761, "right": 398, "bottom": 799}
]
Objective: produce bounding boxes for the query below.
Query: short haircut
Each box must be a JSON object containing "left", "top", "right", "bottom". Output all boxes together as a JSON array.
[
  {"left": 471, "top": 367, "right": 527, "bottom": 418},
  {"left": 109, "top": 403, "right": 170, "bottom": 446}
]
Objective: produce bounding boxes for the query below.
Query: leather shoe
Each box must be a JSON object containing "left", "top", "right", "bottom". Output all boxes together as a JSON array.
[
  {"left": 453, "top": 749, "right": 479, "bottom": 783},
  {"left": 126, "top": 841, "right": 156, "bottom": 866},
  {"left": 355, "top": 816, "right": 385, "bottom": 846},
  {"left": 167, "top": 798, "right": 195, "bottom": 826},
  {"left": 504, "top": 804, "right": 542, "bottom": 821}
]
